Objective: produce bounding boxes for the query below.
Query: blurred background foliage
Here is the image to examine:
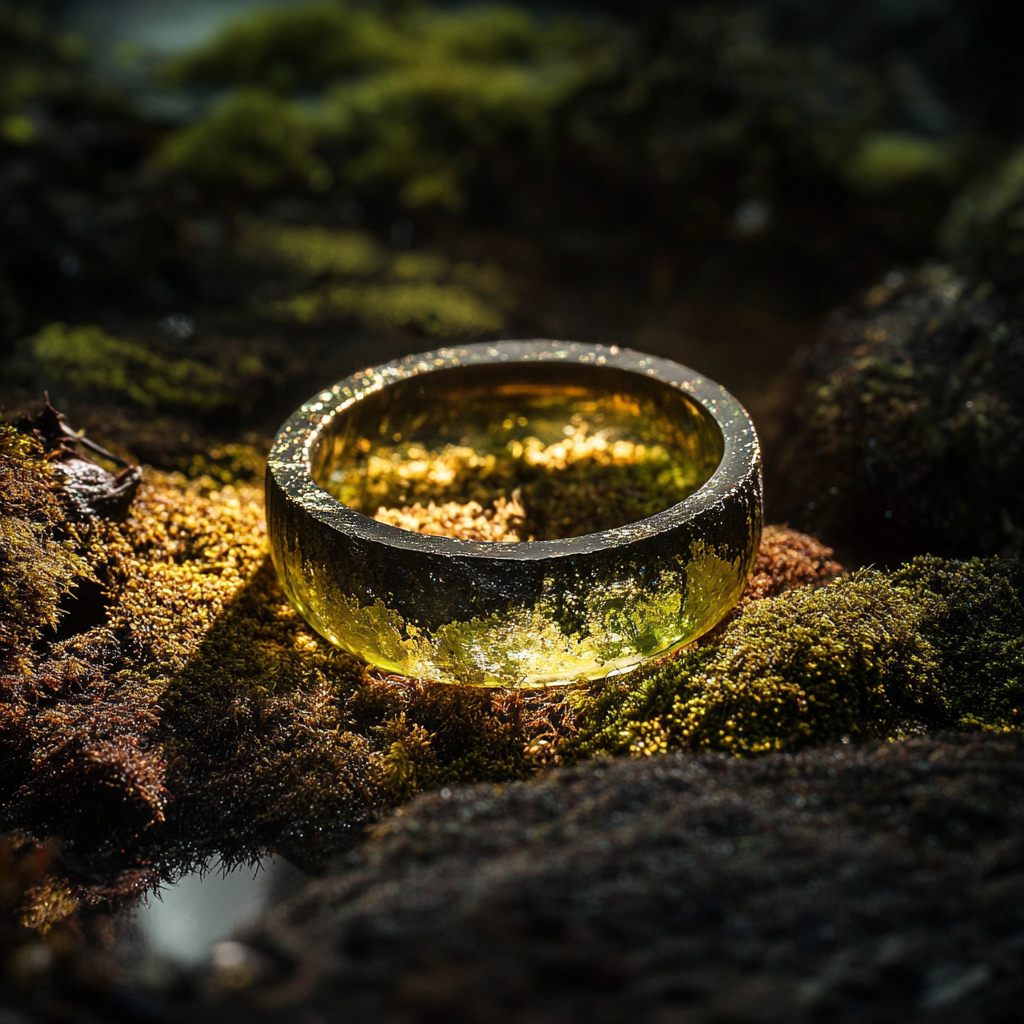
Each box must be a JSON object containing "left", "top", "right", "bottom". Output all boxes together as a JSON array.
[{"left": 4, "top": 0, "right": 1019, "bottom": 487}]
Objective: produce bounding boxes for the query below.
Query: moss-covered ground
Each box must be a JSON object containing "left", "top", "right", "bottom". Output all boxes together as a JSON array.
[
  {"left": 0, "top": 3, "right": 1023, "bottom": 1012},
  {"left": 1, "top": 414, "right": 1021, "bottom": 938}
]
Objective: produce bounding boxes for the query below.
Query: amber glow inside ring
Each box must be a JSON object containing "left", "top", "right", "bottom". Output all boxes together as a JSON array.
[{"left": 266, "top": 340, "right": 762, "bottom": 687}]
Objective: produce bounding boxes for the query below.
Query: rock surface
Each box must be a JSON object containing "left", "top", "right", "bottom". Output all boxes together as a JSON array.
[
  {"left": 195, "top": 731, "right": 1024, "bottom": 1024},
  {"left": 772, "top": 265, "right": 1024, "bottom": 563}
]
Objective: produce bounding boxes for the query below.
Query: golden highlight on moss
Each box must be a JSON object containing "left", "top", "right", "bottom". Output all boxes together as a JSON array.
[{"left": 564, "top": 556, "right": 1024, "bottom": 761}]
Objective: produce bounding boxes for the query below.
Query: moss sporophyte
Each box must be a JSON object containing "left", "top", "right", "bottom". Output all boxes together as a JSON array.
[{"left": 266, "top": 342, "right": 764, "bottom": 687}]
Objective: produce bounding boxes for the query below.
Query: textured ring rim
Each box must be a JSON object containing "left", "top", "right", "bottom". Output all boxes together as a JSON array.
[{"left": 268, "top": 339, "right": 760, "bottom": 560}]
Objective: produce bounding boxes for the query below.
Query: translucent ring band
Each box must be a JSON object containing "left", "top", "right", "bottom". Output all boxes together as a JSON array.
[{"left": 267, "top": 340, "right": 762, "bottom": 687}]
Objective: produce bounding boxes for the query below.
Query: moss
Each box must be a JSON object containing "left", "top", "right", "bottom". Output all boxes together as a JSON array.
[
  {"left": 0, "top": 113, "right": 35, "bottom": 146},
  {"left": 237, "top": 219, "right": 504, "bottom": 336},
  {"left": 272, "top": 280, "right": 502, "bottom": 336},
  {"left": 238, "top": 221, "right": 387, "bottom": 277},
  {"left": 842, "top": 132, "right": 958, "bottom": 192},
  {"left": 0, "top": 7, "right": 85, "bottom": 119},
  {"left": 156, "top": 4, "right": 610, "bottom": 209},
  {"left": 30, "top": 323, "right": 232, "bottom": 413},
  {"left": 940, "top": 145, "right": 1024, "bottom": 288},
  {"left": 892, "top": 556, "right": 1024, "bottom": 729},
  {"left": 239, "top": 220, "right": 503, "bottom": 335},
  {"left": 325, "top": 53, "right": 599, "bottom": 212},
  {"left": 175, "top": 441, "right": 271, "bottom": 490},
  {"left": 0, "top": 428, "right": 90, "bottom": 675},
  {"left": 163, "top": 4, "right": 405, "bottom": 90},
  {"left": 156, "top": 89, "right": 333, "bottom": 192},
  {"left": 564, "top": 556, "right": 1023, "bottom": 761}
]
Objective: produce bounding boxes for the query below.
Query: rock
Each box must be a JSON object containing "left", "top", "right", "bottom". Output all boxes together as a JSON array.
[
  {"left": 194, "top": 731, "right": 1024, "bottom": 1024},
  {"left": 771, "top": 264, "right": 1024, "bottom": 562},
  {"left": 15, "top": 401, "right": 142, "bottom": 519}
]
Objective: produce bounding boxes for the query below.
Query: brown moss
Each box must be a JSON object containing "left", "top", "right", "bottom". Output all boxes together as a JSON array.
[{"left": 739, "top": 524, "right": 843, "bottom": 606}]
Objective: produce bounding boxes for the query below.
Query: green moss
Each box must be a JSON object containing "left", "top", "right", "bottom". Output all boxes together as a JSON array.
[
  {"left": 156, "top": 4, "right": 609, "bottom": 207},
  {"left": 156, "top": 89, "right": 332, "bottom": 192},
  {"left": 30, "top": 323, "right": 230, "bottom": 412},
  {"left": 940, "top": 145, "right": 1024, "bottom": 287},
  {"left": 0, "top": 7, "right": 85, "bottom": 119},
  {"left": 843, "top": 131, "right": 958, "bottom": 192},
  {"left": 237, "top": 219, "right": 504, "bottom": 336},
  {"left": 163, "top": 4, "right": 404, "bottom": 90},
  {"left": 564, "top": 557, "right": 1023, "bottom": 761},
  {"left": 239, "top": 221, "right": 386, "bottom": 277},
  {"left": 0, "top": 113, "right": 35, "bottom": 146},
  {"left": 0, "top": 428, "right": 90, "bottom": 675},
  {"left": 273, "top": 280, "right": 502, "bottom": 335},
  {"left": 165, "top": 4, "right": 584, "bottom": 90},
  {"left": 326, "top": 54, "right": 596, "bottom": 211},
  {"left": 892, "top": 556, "right": 1024, "bottom": 729}
]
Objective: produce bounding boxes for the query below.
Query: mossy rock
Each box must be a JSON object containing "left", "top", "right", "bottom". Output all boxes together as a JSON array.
[
  {"left": 156, "top": 5, "right": 609, "bottom": 211},
  {"left": 772, "top": 264, "right": 1024, "bottom": 561},
  {"left": 941, "top": 145, "right": 1024, "bottom": 289},
  {"left": 237, "top": 220, "right": 505, "bottom": 337},
  {"left": 566, "top": 556, "right": 1023, "bottom": 761},
  {"left": 193, "top": 731, "right": 1024, "bottom": 1024},
  {"left": 28, "top": 323, "right": 233, "bottom": 413}
]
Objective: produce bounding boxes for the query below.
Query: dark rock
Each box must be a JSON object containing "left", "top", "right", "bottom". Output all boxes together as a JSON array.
[
  {"left": 195, "top": 731, "right": 1024, "bottom": 1024},
  {"left": 15, "top": 401, "right": 141, "bottom": 519},
  {"left": 771, "top": 264, "right": 1024, "bottom": 562}
]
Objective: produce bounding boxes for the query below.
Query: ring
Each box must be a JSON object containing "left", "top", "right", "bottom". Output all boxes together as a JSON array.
[{"left": 267, "top": 340, "right": 762, "bottom": 687}]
